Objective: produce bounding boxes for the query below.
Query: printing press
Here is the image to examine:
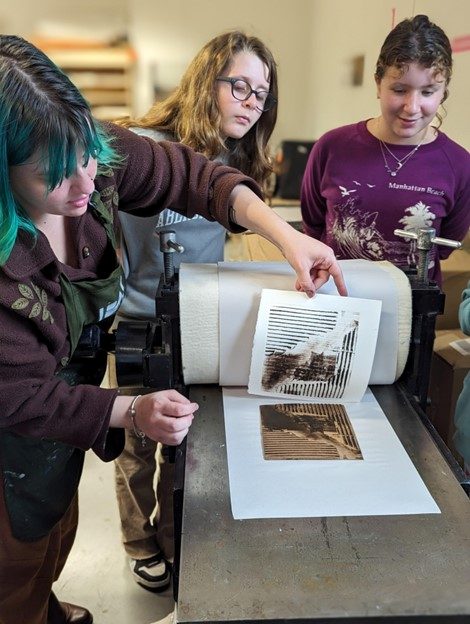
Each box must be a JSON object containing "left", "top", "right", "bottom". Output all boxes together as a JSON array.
[{"left": 111, "top": 228, "right": 470, "bottom": 623}]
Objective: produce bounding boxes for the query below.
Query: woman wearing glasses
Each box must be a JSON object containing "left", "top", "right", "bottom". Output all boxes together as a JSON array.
[{"left": 114, "top": 30, "right": 278, "bottom": 592}]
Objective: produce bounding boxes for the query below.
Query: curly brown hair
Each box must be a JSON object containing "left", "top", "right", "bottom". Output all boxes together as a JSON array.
[
  {"left": 117, "top": 31, "right": 278, "bottom": 192},
  {"left": 374, "top": 15, "right": 452, "bottom": 127}
]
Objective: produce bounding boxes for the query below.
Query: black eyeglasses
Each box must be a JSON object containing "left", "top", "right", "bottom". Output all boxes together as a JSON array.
[{"left": 216, "top": 77, "right": 277, "bottom": 112}]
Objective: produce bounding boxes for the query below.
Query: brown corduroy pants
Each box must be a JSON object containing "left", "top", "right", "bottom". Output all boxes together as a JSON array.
[{"left": 0, "top": 478, "right": 78, "bottom": 624}]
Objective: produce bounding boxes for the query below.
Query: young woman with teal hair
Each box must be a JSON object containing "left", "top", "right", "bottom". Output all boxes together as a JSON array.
[{"left": 0, "top": 34, "right": 345, "bottom": 624}]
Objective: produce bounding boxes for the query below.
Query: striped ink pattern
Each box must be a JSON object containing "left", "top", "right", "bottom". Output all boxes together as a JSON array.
[
  {"left": 260, "top": 402, "right": 362, "bottom": 460},
  {"left": 261, "top": 306, "right": 359, "bottom": 399}
]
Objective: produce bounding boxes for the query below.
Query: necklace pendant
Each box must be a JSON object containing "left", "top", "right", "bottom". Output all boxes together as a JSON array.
[{"left": 379, "top": 136, "right": 424, "bottom": 179}]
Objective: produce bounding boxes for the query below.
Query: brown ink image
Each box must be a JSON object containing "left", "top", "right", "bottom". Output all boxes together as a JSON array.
[
  {"left": 260, "top": 306, "right": 359, "bottom": 399},
  {"left": 260, "top": 403, "right": 363, "bottom": 460}
]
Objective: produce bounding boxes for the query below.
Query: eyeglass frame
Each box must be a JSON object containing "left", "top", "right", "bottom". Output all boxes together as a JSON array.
[{"left": 215, "top": 77, "right": 277, "bottom": 112}]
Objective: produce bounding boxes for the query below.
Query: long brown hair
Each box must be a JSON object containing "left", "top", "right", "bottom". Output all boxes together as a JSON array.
[{"left": 118, "top": 31, "right": 278, "bottom": 191}]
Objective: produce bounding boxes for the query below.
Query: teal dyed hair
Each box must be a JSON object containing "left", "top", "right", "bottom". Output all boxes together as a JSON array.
[{"left": 0, "top": 35, "right": 122, "bottom": 265}]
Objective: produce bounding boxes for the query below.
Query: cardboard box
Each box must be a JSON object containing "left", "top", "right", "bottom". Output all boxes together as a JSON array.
[{"left": 427, "top": 329, "right": 470, "bottom": 462}]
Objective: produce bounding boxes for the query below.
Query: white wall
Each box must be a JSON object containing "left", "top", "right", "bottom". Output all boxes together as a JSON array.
[{"left": 3, "top": 0, "right": 470, "bottom": 149}]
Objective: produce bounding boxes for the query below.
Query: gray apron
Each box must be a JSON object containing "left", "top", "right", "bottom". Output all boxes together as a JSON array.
[{"left": 0, "top": 193, "right": 125, "bottom": 541}]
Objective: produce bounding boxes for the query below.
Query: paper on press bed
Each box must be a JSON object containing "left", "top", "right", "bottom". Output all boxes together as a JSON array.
[
  {"left": 223, "top": 283, "right": 438, "bottom": 519},
  {"left": 222, "top": 387, "right": 440, "bottom": 519}
]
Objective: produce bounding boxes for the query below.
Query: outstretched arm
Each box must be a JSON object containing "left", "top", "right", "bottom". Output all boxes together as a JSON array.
[
  {"left": 229, "top": 184, "right": 347, "bottom": 297},
  {"left": 109, "top": 126, "right": 346, "bottom": 295}
]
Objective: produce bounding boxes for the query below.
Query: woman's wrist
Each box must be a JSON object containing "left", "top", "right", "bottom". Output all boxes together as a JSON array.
[
  {"left": 128, "top": 395, "right": 147, "bottom": 446},
  {"left": 110, "top": 395, "right": 139, "bottom": 429}
]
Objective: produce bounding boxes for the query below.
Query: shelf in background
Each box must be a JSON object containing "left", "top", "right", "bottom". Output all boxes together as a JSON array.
[{"left": 34, "top": 39, "right": 136, "bottom": 121}]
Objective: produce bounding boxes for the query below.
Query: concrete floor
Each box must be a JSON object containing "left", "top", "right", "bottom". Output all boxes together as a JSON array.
[{"left": 53, "top": 451, "right": 174, "bottom": 624}]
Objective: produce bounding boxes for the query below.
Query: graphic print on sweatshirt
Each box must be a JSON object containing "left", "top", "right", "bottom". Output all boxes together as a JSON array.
[
  {"left": 155, "top": 209, "right": 206, "bottom": 228},
  {"left": 329, "top": 179, "right": 440, "bottom": 271}
]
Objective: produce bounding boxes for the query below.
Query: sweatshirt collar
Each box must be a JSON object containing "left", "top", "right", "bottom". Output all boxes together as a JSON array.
[{"left": 2, "top": 230, "right": 56, "bottom": 280}]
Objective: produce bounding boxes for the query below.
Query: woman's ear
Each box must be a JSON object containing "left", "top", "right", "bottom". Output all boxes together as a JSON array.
[{"left": 375, "top": 77, "right": 381, "bottom": 99}]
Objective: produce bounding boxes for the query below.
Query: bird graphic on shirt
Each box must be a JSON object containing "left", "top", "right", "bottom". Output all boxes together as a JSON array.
[{"left": 339, "top": 185, "right": 357, "bottom": 197}]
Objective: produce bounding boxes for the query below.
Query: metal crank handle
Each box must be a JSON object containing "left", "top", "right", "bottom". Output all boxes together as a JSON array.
[
  {"left": 166, "top": 239, "right": 185, "bottom": 253},
  {"left": 155, "top": 229, "right": 185, "bottom": 254},
  {"left": 394, "top": 228, "right": 462, "bottom": 251}
]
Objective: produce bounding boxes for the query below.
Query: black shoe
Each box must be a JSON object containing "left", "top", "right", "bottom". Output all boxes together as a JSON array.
[
  {"left": 129, "top": 552, "right": 171, "bottom": 592},
  {"left": 48, "top": 592, "right": 93, "bottom": 623}
]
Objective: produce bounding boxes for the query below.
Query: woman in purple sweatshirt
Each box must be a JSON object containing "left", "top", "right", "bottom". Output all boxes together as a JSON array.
[{"left": 301, "top": 14, "right": 470, "bottom": 286}]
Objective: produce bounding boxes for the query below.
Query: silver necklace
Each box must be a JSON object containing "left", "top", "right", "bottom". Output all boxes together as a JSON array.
[{"left": 379, "top": 138, "right": 425, "bottom": 177}]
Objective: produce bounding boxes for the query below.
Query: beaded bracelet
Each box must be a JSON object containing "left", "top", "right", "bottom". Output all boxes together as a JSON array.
[{"left": 128, "top": 395, "right": 146, "bottom": 447}]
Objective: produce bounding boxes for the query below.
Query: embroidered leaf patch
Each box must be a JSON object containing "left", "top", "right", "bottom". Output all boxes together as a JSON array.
[
  {"left": 30, "top": 302, "right": 41, "bottom": 318},
  {"left": 12, "top": 283, "right": 54, "bottom": 324},
  {"left": 12, "top": 298, "right": 30, "bottom": 310},
  {"left": 18, "top": 284, "right": 34, "bottom": 299},
  {"left": 101, "top": 186, "right": 114, "bottom": 198}
]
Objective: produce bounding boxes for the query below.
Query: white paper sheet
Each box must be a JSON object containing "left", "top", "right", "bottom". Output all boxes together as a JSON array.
[
  {"left": 248, "top": 290, "right": 382, "bottom": 402},
  {"left": 222, "top": 387, "right": 440, "bottom": 519}
]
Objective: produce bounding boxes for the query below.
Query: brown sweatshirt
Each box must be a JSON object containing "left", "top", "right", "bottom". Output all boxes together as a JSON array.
[{"left": 0, "top": 123, "right": 261, "bottom": 459}]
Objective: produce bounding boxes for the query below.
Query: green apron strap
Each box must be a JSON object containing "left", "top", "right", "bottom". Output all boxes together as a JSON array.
[
  {"left": 90, "top": 189, "right": 118, "bottom": 249},
  {"left": 60, "top": 189, "right": 125, "bottom": 355},
  {"left": 59, "top": 266, "right": 124, "bottom": 356}
]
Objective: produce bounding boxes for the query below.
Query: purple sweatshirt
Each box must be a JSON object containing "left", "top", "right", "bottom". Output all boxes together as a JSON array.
[{"left": 301, "top": 121, "right": 470, "bottom": 284}]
